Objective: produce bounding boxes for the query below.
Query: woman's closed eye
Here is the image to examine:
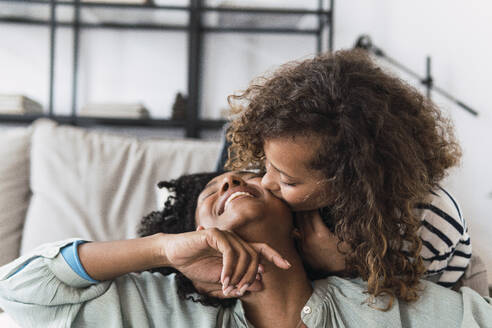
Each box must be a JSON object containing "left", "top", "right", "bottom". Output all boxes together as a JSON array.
[{"left": 202, "top": 189, "right": 217, "bottom": 200}]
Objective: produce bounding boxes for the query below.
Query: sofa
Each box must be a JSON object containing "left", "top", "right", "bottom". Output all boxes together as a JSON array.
[
  {"left": 0, "top": 119, "right": 489, "bottom": 327},
  {"left": 0, "top": 119, "right": 222, "bottom": 327}
]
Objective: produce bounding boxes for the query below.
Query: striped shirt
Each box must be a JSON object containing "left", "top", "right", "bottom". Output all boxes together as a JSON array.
[{"left": 416, "top": 187, "right": 472, "bottom": 287}]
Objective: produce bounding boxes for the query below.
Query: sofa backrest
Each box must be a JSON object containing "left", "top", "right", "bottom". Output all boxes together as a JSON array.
[
  {"left": 0, "top": 126, "right": 32, "bottom": 266},
  {"left": 0, "top": 119, "right": 221, "bottom": 260}
]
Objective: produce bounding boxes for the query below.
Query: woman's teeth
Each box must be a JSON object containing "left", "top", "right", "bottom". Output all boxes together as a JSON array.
[{"left": 224, "top": 191, "right": 253, "bottom": 210}]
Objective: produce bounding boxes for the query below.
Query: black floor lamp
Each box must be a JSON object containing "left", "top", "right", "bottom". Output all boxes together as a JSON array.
[{"left": 354, "top": 35, "right": 478, "bottom": 117}]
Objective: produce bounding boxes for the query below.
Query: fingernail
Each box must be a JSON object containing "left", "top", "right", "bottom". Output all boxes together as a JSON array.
[
  {"left": 258, "top": 264, "right": 265, "bottom": 274},
  {"left": 238, "top": 283, "right": 249, "bottom": 295},
  {"left": 223, "top": 286, "right": 234, "bottom": 296},
  {"left": 284, "top": 259, "right": 292, "bottom": 267},
  {"left": 222, "top": 276, "right": 230, "bottom": 290},
  {"left": 256, "top": 273, "right": 261, "bottom": 281}
]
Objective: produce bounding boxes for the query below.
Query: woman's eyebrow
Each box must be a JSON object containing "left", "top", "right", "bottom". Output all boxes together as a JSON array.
[
  {"left": 199, "top": 187, "right": 216, "bottom": 202},
  {"left": 268, "top": 161, "right": 296, "bottom": 179},
  {"left": 204, "top": 180, "right": 217, "bottom": 189},
  {"left": 199, "top": 180, "right": 218, "bottom": 201}
]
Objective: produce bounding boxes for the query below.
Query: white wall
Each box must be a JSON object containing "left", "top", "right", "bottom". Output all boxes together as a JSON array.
[
  {"left": 334, "top": 0, "right": 492, "bottom": 283},
  {"left": 201, "top": 33, "right": 317, "bottom": 118}
]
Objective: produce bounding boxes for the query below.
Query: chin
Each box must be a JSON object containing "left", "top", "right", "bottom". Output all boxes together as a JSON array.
[
  {"left": 226, "top": 203, "right": 263, "bottom": 224},
  {"left": 220, "top": 213, "right": 267, "bottom": 241},
  {"left": 220, "top": 212, "right": 259, "bottom": 232}
]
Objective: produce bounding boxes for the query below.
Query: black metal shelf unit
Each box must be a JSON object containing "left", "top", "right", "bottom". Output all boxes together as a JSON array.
[{"left": 0, "top": 0, "right": 334, "bottom": 137}]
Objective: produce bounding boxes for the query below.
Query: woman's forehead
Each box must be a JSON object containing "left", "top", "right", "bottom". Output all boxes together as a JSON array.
[{"left": 263, "top": 137, "right": 323, "bottom": 178}]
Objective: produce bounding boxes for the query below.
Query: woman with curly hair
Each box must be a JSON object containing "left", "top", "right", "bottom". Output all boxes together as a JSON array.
[
  {"left": 224, "top": 49, "right": 471, "bottom": 307},
  {"left": 1, "top": 171, "right": 490, "bottom": 327}
]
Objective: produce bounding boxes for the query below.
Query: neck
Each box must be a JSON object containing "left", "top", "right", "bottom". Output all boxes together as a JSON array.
[{"left": 240, "top": 241, "right": 312, "bottom": 328}]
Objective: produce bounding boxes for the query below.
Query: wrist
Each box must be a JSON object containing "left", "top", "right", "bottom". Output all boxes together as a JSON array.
[{"left": 150, "top": 233, "right": 171, "bottom": 268}]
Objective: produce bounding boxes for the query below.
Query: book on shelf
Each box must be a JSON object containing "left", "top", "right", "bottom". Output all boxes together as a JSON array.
[
  {"left": 79, "top": 103, "right": 150, "bottom": 119},
  {"left": 0, "top": 95, "right": 43, "bottom": 115}
]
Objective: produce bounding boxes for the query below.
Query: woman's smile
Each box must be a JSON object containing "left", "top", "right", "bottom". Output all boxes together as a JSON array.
[
  {"left": 223, "top": 191, "right": 255, "bottom": 213},
  {"left": 216, "top": 183, "right": 260, "bottom": 216}
]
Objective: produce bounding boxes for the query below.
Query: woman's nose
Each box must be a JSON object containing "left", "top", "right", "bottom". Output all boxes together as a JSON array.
[
  {"left": 220, "top": 174, "right": 244, "bottom": 194},
  {"left": 261, "top": 171, "right": 279, "bottom": 192}
]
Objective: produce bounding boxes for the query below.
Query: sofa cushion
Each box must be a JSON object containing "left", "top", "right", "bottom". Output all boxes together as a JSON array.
[
  {"left": 0, "top": 127, "right": 32, "bottom": 266},
  {"left": 20, "top": 119, "right": 221, "bottom": 254}
]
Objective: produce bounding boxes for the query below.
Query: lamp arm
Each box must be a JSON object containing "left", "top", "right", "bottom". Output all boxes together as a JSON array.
[{"left": 354, "top": 35, "right": 478, "bottom": 117}]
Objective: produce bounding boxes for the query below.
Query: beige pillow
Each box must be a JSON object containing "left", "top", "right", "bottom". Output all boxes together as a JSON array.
[
  {"left": 0, "top": 127, "right": 31, "bottom": 266},
  {"left": 20, "top": 119, "right": 221, "bottom": 254}
]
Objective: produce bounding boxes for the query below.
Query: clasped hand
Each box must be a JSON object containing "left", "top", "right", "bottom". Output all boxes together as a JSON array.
[{"left": 158, "top": 227, "right": 291, "bottom": 298}]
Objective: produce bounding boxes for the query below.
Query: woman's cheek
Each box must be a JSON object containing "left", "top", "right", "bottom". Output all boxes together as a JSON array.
[
  {"left": 196, "top": 204, "right": 215, "bottom": 229},
  {"left": 284, "top": 187, "right": 327, "bottom": 211},
  {"left": 281, "top": 189, "right": 306, "bottom": 210}
]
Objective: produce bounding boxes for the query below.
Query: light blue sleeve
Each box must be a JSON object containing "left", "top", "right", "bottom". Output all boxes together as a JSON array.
[
  {"left": 60, "top": 240, "right": 99, "bottom": 284},
  {"left": 0, "top": 239, "right": 226, "bottom": 328}
]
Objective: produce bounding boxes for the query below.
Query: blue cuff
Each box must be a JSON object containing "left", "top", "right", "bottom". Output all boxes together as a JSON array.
[{"left": 60, "top": 240, "right": 99, "bottom": 283}]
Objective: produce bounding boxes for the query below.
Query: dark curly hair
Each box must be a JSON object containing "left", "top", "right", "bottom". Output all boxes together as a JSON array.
[
  {"left": 138, "top": 172, "right": 237, "bottom": 308},
  {"left": 225, "top": 49, "right": 462, "bottom": 308}
]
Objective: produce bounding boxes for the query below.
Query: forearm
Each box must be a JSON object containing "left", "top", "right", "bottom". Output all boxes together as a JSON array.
[
  {"left": 78, "top": 233, "right": 168, "bottom": 281},
  {"left": 0, "top": 239, "right": 190, "bottom": 327}
]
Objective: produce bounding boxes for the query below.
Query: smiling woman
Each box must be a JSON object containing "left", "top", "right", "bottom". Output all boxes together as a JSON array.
[
  {"left": 0, "top": 172, "right": 491, "bottom": 327},
  {"left": 140, "top": 171, "right": 309, "bottom": 321},
  {"left": 196, "top": 172, "right": 291, "bottom": 236}
]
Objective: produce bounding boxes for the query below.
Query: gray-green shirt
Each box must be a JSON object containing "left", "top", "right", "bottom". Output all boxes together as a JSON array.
[{"left": 0, "top": 239, "right": 491, "bottom": 328}]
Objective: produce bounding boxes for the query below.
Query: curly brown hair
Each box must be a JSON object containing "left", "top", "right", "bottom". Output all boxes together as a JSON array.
[{"left": 225, "top": 49, "right": 461, "bottom": 308}]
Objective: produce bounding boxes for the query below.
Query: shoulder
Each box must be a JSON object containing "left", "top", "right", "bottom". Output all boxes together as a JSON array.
[
  {"left": 311, "top": 278, "right": 469, "bottom": 327},
  {"left": 114, "top": 272, "right": 230, "bottom": 326},
  {"left": 418, "top": 186, "right": 466, "bottom": 235},
  {"left": 428, "top": 187, "right": 463, "bottom": 223},
  {"left": 413, "top": 282, "right": 492, "bottom": 326}
]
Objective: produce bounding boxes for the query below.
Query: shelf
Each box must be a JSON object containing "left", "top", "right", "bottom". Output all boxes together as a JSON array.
[
  {"left": 0, "top": 0, "right": 187, "bottom": 10},
  {"left": 202, "top": 6, "right": 331, "bottom": 15},
  {"left": 0, "top": 0, "right": 49, "bottom": 4},
  {"left": 0, "top": 0, "right": 190, "bottom": 29},
  {"left": 0, "top": 1, "right": 329, "bottom": 33},
  {"left": 0, "top": 114, "right": 226, "bottom": 129},
  {"left": 203, "top": 27, "right": 319, "bottom": 34},
  {"left": 0, "top": 0, "right": 334, "bottom": 137},
  {"left": 60, "top": 2, "right": 189, "bottom": 11},
  {"left": 0, "top": 0, "right": 326, "bottom": 14},
  {"left": 0, "top": 17, "right": 188, "bottom": 29},
  {"left": 0, "top": 16, "right": 320, "bottom": 33}
]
